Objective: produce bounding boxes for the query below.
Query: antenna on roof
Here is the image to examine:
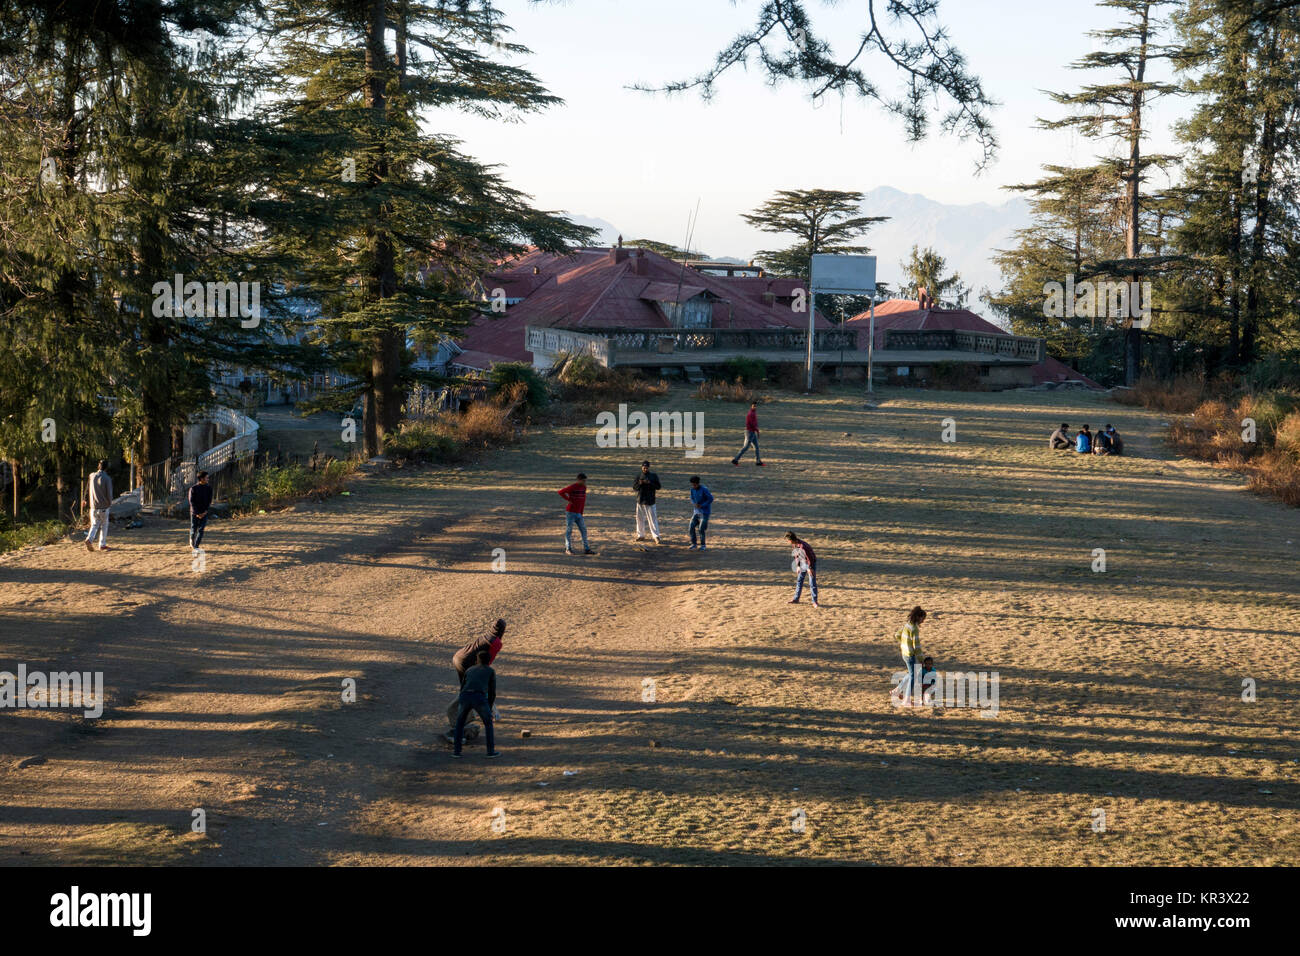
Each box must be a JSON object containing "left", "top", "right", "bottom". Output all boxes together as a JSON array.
[{"left": 672, "top": 199, "right": 701, "bottom": 309}]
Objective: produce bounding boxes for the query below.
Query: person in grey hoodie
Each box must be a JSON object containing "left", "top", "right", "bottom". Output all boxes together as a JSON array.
[{"left": 85, "top": 460, "right": 113, "bottom": 552}]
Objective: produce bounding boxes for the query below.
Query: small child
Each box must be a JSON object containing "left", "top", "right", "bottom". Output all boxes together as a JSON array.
[{"left": 920, "top": 656, "right": 938, "bottom": 705}]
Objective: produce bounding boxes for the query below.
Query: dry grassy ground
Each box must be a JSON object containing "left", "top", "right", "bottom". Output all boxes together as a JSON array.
[{"left": 1, "top": 386, "right": 1297, "bottom": 865}]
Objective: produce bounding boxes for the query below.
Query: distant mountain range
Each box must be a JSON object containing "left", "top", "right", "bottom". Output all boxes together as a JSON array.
[
  {"left": 855, "top": 186, "right": 1030, "bottom": 305},
  {"left": 564, "top": 188, "right": 1031, "bottom": 309}
]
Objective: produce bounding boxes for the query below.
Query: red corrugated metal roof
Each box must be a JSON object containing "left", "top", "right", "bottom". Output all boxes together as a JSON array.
[
  {"left": 638, "top": 281, "right": 708, "bottom": 302},
  {"left": 455, "top": 246, "right": 832, "bottom": 368}
]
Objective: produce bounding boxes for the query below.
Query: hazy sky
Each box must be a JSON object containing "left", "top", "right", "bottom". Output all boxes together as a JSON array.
[{"left": 435, "top": 0, "right": 1188, "bottom": 261}]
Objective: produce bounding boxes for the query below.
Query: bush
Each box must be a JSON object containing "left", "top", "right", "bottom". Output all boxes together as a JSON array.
[
  {"left": 1247, "top": 449, "right": 1300, "bottom": 507},
  {"left": 1163, "top": 391, "right": 1300, "bottom": 508},
  {"left": 488, "top": 362, "right": 549, "bottom": 409},
  {"left": 1274, "top": 412, "right": 1300, "bottom": 460},
  {"left": 556, "top": 353, "right": 603, "bottom": 388},
  {"left": 1236, "top": 392, "right": 1300, "bottom": 446},
  {"left": 245, "top": 459, "right": 356, "bottom": 512},
  {"left": 0, "top": 518, "right": 64, "bottom": 555},
  {"left": 696, "top": 379, "right": 759, "bottom": 402},
  {"left": 384, "top": 421, "right": 463, "bottom": 463},
  {"left": 722, "top": 356, "right": 768, "bottom": 385},
  {"left": 457, "top": 402, "right": 516, "bottom": 447},
  {"left": 1111, "top": 373, "right": 1208, "bottom": 413},
  {"left": 548, "top": 361, "right": 669, "bottom": 419}
]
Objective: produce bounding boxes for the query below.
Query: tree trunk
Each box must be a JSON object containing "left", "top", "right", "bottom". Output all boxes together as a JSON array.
[
  {"left": 363, "top": 0, "right": 400, "bottom": 456},
  {"left": 55, "top": 452, "right": 68, "bottom": 524},
  {"left": 9, "top": 459, "right": 18, "bottom": 522}
]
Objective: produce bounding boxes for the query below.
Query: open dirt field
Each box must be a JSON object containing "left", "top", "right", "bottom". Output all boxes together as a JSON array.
[{"left": 1, "top": 387, "right": 1297, "bottom": 865}]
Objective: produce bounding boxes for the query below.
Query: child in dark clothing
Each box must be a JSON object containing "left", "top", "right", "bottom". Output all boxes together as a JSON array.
[{"left": 921, "top": 656, "right": 938, "bottom": 705}]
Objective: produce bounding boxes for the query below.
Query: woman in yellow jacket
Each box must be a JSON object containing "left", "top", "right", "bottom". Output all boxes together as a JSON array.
[{"left": 897, "top": 606, "right": 927, "bottom": 706}]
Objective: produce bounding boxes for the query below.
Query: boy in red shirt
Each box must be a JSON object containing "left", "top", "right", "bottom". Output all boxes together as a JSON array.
[
  {"left": 558, "top": 473, "right": 595, "bottom": 555},
  {"left": 731, "top": 401, "right": 764, "bottom": 466}
]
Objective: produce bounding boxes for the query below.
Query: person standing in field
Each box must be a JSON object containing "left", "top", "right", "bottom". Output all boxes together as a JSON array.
[
  {"left": 786, "top": 530, "right": 819, "bottom": 608},
  {"left": 451, "top": 649, "right": 499, "bottom": 758},
  {"left": 732, "top": 401, "right": 764, "bottom": 466},
  {"left": 895, "top": 606, "right": 927, "bottom": 707},
  {"left": 687, "top": 475, "right": 713, "bottom": 551},
  {"left": 632, "top": 460, "right": 661, "bottom": 544},
  {"left": 558, "top": 473, "right": 594, "bottom": 555},
  {"left": 84, "top": 459, "right": 113, "bottom": 553},
  {"left": 188, "top": 471, "right": 213, "bottom": 554}
]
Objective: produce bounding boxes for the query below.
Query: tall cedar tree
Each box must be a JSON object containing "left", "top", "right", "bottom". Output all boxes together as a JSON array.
[
  {"left": 0, "top": 1, "right": 320, "bottom": 524},
  {"left": 1169, "top": 0, "right": 1300, "bottom": 367},
  {"left": 742, "top": 188, "right": 887, "bottom": 322},
  {"left": 989, "top": 1, "right": 1180, "bottom": 383},
  {"left": 988, "top": 166, "right": 1127, "bottom": 375},
  {"left": 256, "top": 0, "right": 593, "bottom": 456}
]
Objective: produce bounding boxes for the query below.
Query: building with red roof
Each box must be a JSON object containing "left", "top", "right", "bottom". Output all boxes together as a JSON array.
[
  {"left": 447, "top": 244, "right": 831, "bottom": 373},
  {"left": 844, "top": 300, "right": 1099, "bottom": 389}
]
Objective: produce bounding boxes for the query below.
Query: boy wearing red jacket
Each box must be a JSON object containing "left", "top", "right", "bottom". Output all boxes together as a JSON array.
[
  {"left": 732, "top": 402, "right": 764, "bottom": 466},
  {"left": 558, "top": 473, "right": 595, "bottom": 555}
]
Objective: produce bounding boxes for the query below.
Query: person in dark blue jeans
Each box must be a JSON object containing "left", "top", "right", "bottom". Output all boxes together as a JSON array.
[
  {"left": 688, "top": 475, "right": 713, "bottom": 550},
  {"left": 453, "top": 650, "right": 499, "bottom": 758},
  {"left": 188, "top": 471, "right": 213, "bottom": 552}
]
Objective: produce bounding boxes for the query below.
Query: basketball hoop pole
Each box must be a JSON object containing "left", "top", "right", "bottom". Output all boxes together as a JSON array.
[
  {"left": 867, "top": 299, "right": 876, "bottom": 394},
  {"left": 806, "top": 275, "right": 816, "bottom": 391}
]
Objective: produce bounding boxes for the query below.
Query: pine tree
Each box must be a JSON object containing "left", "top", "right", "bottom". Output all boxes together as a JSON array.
[
  {"left": 742, "top": 189, "right": 886, "bottom": 280},
  {"left": 255, "top": 0, "right": 594, "bottom": 456},
  {"left": 898, "top": 245, "right": 968, "bottom": 307},
  {"left": 1169, "top": 0, "right": 1300, "bottom": 367}
]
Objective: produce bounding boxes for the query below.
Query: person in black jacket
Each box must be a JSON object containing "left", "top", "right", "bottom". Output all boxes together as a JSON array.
[
  {"left": 188, "top": 472, "right": 213, "bottom": 553},
  {"left": 632, "top": 460, "right": 662, "bottom": 544},
  {"left": 452, "top": 650, "right": 498, "bottom": 758}
]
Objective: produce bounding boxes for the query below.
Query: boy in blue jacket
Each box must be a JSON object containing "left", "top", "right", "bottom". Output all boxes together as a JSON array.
[{"left": 688, "top": 476, "right": 714, "bottom": 551}]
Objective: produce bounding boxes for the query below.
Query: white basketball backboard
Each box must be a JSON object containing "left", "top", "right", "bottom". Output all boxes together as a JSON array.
[{"left": 810, "top": 254, "right": 876, "bottom": 294}]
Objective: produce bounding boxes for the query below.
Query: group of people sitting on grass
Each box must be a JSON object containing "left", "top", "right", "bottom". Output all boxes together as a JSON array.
[{"left": 1049, "top": 422, "right": 1124, "bottom": 456}]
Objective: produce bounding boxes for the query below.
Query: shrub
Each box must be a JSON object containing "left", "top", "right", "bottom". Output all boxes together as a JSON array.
[
  {"left": 1236, "top": 392, "right": 1300, "bottom": 446},
  {"left": 1247, "top": 449, "right": 1300, "bottom": 507},
  {"left": 244, "top": 460, "right": 356, "bottom": 512},
  {"left": 488, "top": 362, "right": 549, "bottom": 409},
  {"left": 384, "top": 421, "right": 463, "bottom": 463},
  {"left": 457, "top": 402, "right": 516, "bottom": 447},
  {"left": 0, "top": 518, "right": 64, "bottom": 555},
  {"left": 556, "top": 353, "right": 603, "bottom": 388},
  {"left": 1274, "top": 411, "right": 1300, "bottom": 460},
  {"left": 722, "top": 356, "right": 768, "bottom": 385},
  {"left": 695, "top": 379, "right": 758, "bottom": 402},
  {"left": 1164, "top": 391, "right": 1300, "bottom": 508},
  {"left": 549, "top": 361, "right": 670, "bottom": 419},
  {"left": 1111, "top": 373, "right": 1207, "bottom": 413}
]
